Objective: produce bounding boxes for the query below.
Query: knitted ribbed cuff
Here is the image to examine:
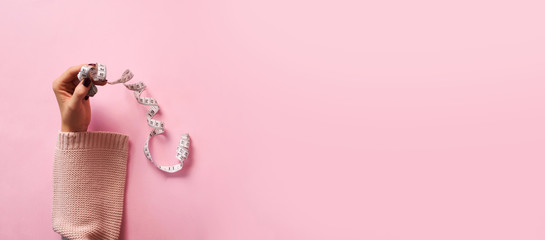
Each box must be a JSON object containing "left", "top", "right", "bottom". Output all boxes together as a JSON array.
[
  {"left": 56, "top": 131, "right": 129, "bottom": 151},
  {"left": 53, "top": 131, "right": 129, "bottom": 240}
]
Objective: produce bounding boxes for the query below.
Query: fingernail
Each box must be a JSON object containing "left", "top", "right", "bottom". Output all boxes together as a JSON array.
[
  {"left": 88, "top": 63, "right": 96, "bottom": 66},
  {"left": 84, "top": 96, "right": 89, "bottom": 100},
  {"left": 83, "top": 78, "right": 91, "bottom": 87}
]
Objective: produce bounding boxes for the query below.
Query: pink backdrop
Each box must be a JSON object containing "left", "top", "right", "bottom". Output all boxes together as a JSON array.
[{"left": 1, "top": 0, "right": 545, "bottom": 239}]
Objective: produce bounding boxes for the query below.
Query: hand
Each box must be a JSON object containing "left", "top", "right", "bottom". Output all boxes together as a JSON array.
[{"left": 52, "top": 64, "right": 108, "bottom": 132}]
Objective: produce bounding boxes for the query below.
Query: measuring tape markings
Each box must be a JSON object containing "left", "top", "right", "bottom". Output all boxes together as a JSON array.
[
  {"left": 76, "top": 65, "right": 99, "bottom": 97},
  {"left": 76, "top": 64, "right": 190, "bottom": 173}
]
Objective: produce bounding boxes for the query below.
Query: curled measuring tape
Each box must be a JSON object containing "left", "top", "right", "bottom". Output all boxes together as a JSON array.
[
  {"left": 76, "top": 64, "right": 191, "bottom": 173},
  {"left": 75, "top": 65, "right": 99, "bottom": 97},
  {"left": 75, "top": 63, "right": 108, "bottom": 97}
]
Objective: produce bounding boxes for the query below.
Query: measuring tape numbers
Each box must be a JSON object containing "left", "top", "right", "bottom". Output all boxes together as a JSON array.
[{"left": 75, "top": 64, "right": 191, "bottom": 173}]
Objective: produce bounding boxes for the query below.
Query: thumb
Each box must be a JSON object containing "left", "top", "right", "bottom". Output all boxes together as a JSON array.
[{"left": 71, "top": 77, "right": 91, "bottom": 102}]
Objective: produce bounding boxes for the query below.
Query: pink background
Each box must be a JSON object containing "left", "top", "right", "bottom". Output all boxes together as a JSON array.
[{"left": 1, "top": 0, "right": 545, "bottom": 239}]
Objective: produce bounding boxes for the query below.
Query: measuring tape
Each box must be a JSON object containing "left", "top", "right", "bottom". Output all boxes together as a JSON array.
[{"left": 76, "top": 64, "right": 190, "bottom": 173}]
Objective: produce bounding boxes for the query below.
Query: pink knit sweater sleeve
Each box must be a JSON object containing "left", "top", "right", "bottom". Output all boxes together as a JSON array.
[{"left": 52, "top": 131, "right": 129, "bottom": 240}]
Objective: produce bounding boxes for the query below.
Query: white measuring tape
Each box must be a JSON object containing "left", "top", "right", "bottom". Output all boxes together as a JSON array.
[{"left": 76, "top": 64, "right": 190, "bottom": 173}]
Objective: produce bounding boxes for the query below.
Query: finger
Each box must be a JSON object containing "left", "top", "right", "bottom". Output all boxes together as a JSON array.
[
  {"left": 71, "top": 77, "right": 91, "bottom": 103},
  {"left": 57, "top": 64, "right": 88, "bottom": 84},
  {"left": 52, "top": 64, "right": 86, "bottom": 95}
]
